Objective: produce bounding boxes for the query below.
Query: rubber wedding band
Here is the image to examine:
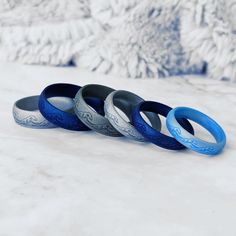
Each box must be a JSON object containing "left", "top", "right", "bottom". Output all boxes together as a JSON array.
[
  {"left": 38, "top": 83, "right": 104, "bottom": 131},
  {"left": 104, "top": 90, "right": 161, "bottom": 142},
  {"left": 74, "top": 84, "right": 123, "bottom": 137},
  {"left": 166, "top": 107, "right": 226, "bottom": 155},
  {"left": 13, "top": 95, "right": 56, "bottom": 129},
  {"left": 132, "top": 101, "right": 194, "bottom": 150}
]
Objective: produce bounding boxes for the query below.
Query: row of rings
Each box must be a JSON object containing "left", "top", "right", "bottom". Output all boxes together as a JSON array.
[{"left": 13, "top": 83, "right": 226, "bottom": 155}]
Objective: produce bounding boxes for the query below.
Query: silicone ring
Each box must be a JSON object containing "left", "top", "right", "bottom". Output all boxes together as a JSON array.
[
  {"left": 74, "top": 84, "right": 123, "bottom": 137},
  {"left": 166, "top": 107, "right": 226, "bottom": 155},
  {"left": 104, "top": 90, "right": 161, "bottom": 141},
  {"left": 38, "top": 83, "right": 104, "bottom": 131},
  {"left": 132, "top": 101, "right": 194, "bottom": 150},
  {"left": 13, "top": 95, "right": 56, "bottom": 129}
]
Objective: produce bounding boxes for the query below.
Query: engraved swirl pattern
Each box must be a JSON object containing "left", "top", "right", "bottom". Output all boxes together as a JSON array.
[
  {"left": 13, "top": 110, "right": 54, "bottom": 128},
  {"left": 169, "top": 126, "right": 217, "bottom": 155},
  {"left": 75, "top": 97, "right": 122, "bottom": 136},
  {"left": 104, "top": 105, "right": 145, "bottom": 142}
]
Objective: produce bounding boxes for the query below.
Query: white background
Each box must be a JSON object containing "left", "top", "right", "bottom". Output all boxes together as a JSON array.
[{"left": 0, "top": 62, "right": 235, "bottom": 236}]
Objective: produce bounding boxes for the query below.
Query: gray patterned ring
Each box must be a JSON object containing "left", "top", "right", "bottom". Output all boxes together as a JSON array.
[
  {"left": 13, "top": 95, "right": 56, "bottom": 129},
  {"left": 104, "top": 90, "right": 162, "bottom": 142},
  {"left": 74, "top": 84, "right": 123, "bottom": 137}
]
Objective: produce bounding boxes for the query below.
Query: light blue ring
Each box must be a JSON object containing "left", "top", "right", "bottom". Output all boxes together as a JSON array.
[{"left": 166, "top": 107, "right": 226, "bottom": 155}]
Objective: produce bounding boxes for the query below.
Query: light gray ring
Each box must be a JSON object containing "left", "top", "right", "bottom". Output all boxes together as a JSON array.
[
  {"left": 74, "top": 84, "right": 123, "bottom": 137},
  {"left": 13, "top": 95, "right": 56, "bottom": 129},
  {"left": 104, "top": 90, "right": 162, "bottom": 142}
]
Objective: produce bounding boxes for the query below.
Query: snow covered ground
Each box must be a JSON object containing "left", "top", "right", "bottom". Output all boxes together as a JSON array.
[{"left": 0, "top": 62, "right": 235, "bottom": 236}]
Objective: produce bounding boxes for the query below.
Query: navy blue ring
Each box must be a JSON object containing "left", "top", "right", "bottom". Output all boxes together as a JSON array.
[
  {"left": 38, "top": 83, "right": 104, "bottom": 131},
  {"left": 132, "top": 101, "right": 194, "bottom": 150}
]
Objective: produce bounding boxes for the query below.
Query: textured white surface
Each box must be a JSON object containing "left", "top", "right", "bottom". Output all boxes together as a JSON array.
[
  {"left": 0, "top": 0, "right": 204, "bottom": 79},
  {"left": 0, "top": 62, "right": 236, "bottom": 236},
  {"left": 1, "top": 0, "right": 236, "bottom": 81},
  {"left": 181, "top": 0, "right": 236, "bottom": 82}
]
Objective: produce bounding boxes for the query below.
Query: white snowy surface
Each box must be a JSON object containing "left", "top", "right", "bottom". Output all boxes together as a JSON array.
[{"left": 0, "top": 62, "right": 236, "bottom": 236}]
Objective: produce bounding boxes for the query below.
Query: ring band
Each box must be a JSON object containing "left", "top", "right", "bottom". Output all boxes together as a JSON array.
[
  {"left": 38, "top": 83, "right": 104, "bottom": 131},
  {"left": 13, "top": 95, "right": 56, "bottom": 129},
  {"left": 166, "top": 107, "right": 226, "bottom": 155},
  {"left": 74, "top": 84, "right": 123, "bottom": 137},
  {"left": 104, "top": 90, "right": 161, "bottom": 141},
  {"left": 132, "top": 101, "right": 194, "bottom": 150}
]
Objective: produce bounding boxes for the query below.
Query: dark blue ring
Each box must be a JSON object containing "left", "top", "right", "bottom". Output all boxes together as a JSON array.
[
  {"left": 38, "top": 83, "right": 104, "bottom": 131},
  {"left": 131, "top": 101, "right": 194, "bottom": 150}
]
